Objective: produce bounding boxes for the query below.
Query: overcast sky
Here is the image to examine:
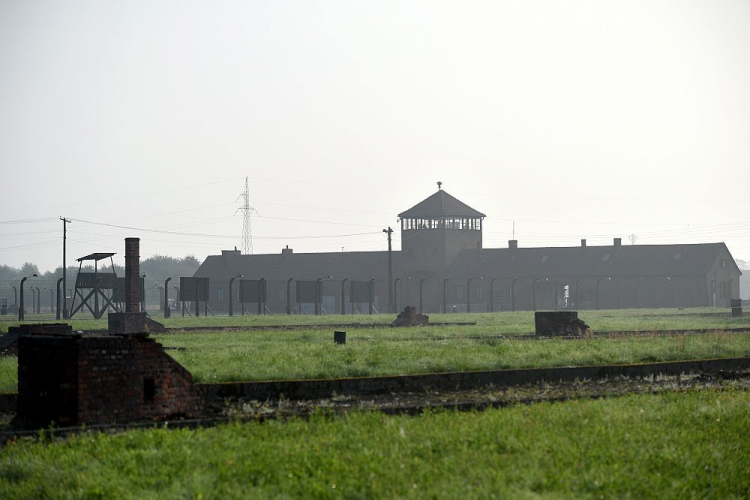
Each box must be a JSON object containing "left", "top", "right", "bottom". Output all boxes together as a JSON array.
[{"left": 1, "top": 0, "right": 748, "bottom": 273}]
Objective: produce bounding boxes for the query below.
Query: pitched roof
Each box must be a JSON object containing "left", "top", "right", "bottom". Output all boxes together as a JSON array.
[
  {"left": 194, "top": 250, "right": 401, "bottom": 283},
  {"left": 447, "top": 243, "right": 732, "bottom": 278},
  {"left": 398, "top": 190, "right": 486, "bottom": 219}
]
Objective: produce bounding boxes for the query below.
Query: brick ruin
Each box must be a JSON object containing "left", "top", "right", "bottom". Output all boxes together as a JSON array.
[
  {"left": 15, "top": 238, "right": 202, "bottom": 428},
  {"left": 17, "top": 326, "right": 202, "bottom": 428},
  {"left": 534, "top": 311, "right": 590, "bottom": 337},
  {"left": 392, "top": 306, "right": 429, "bottom": 327}
]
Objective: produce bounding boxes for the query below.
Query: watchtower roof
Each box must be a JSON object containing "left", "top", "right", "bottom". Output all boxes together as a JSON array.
[
  {"left": 76, "top": 253, "right": 116, "bottom": 262},
  {"left": 398, "top": 190, "right": 485, "bottom": 219}
]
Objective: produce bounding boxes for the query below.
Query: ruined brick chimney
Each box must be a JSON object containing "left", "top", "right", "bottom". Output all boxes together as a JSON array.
[
  {"left": 125, "top": 237, "right": 140, "bottom": 313},
  {"left": 108, "top": 237, "right": 151, "bottom": 334}
]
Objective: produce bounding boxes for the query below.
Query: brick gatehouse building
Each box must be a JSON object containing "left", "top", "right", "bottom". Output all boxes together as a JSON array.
[{"left": 193, "top": 188, "right": 742, "bottom": 314}]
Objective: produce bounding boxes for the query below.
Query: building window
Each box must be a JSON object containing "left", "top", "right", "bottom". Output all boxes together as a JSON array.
[
  {"left": 456, "top": 285, "right": 463, "bottom": 300},
  {"left": 279, "top": 288, "right": 286, "bottom": 301},
  {"left": 721, "top": 259, "right": 727, "bottom": 268},
  {"left": 217, "top": 288, "right": 224, "bottom": 301},
  {"left": 475, "top": 285, "right": 482, "bottom": 299},
  {"left": 720, "top": 282, "right": 727, "bottom": 298}
]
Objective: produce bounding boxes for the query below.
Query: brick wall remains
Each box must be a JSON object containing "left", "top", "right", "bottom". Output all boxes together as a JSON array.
[{"left": 17, "top": 332, "right": 203, "bottom": 428}]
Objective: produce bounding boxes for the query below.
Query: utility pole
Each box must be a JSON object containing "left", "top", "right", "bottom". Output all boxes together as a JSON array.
[
  {"left": 60, "top": 217, "right": 71, "bottom": 319},
  {"left": 383, "top": 227, "right": 393, "bottom": 313}
]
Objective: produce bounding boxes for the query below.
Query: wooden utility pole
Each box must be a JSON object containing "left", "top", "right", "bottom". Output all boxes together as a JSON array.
[
  {"left": 383, "top": 227, "right": 393, "bottom": 313},
  {"left": 60, "top": 217, "right": 71, "bottom": 319}
]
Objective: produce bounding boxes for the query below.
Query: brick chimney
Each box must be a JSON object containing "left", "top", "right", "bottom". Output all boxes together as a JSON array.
[
  {"left": 614, "top": 238, "right": 622, "bottom": 247},
  {"left": 282, "top": 245, "right": 293, "bottom": 256},
  {"left": 125, "top": 237, "right": 140, "bottom": 313}
]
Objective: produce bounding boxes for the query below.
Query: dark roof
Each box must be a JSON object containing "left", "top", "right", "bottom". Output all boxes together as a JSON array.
[
  {"left": 194, "top": 250, "right": 401, "bottom": 283},
  {"left": 447, "top": 243, "right": 733, "bottom": 278},
  {"left": 76, "top": 253, "right": 116, "bottom": 262},
  {"left": 398, "top": 190, "right": 486, "bottom": 219}
]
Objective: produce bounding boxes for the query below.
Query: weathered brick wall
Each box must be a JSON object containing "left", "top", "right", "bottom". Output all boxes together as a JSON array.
[
  {"left": 76, "top": 336, "right": 202, "bottom": 424},
  {"left": 17, "top": 335, "right": 79, "bottom": 428},
  {"left": 17, "top": 333, "right": 203, "bottom": 428}
]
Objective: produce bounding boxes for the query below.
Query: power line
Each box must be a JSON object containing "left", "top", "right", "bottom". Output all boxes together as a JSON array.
[
  {"left": 236, "top": 177, "right": 255, "bottom": 254},
  {"left": 0, "top": 178, "right": 243, "bottom": 218}
]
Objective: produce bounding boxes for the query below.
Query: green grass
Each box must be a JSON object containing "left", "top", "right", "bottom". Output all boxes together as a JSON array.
[
  {"left": 1, "top": 329, "right": 749, "bottom": 392},
  {"left": 1, "top": 309, "right": 749, "bottom": 392},
  {"left": 162, "top": 330, "right": 750, "bottom": 383},
  {"left": 1, "top": 389, "right": 748, "bottom": 499},
  {"left": 2, "top": 307, "right": 750, "bottom": 334}
]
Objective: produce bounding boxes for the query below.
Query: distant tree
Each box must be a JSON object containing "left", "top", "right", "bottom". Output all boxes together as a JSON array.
[
  {"left": 20, "top": 262, "right": 40, "bottom": 277},
  {"left": 140, "top": 254, "right": 201, "bottom": 283},
  {"left": 736, "top": 258, "right": 749, "bottom": 270},
  {"left": 181, "top": 255, "right": 201, "bottom": 268}
]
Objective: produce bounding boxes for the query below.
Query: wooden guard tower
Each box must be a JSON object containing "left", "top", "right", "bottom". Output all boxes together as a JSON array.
[{"left": 69, "top": 253, "right": 119, "bottom": 319}]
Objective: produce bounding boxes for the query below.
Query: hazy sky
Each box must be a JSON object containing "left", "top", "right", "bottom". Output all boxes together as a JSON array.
[{"left": 1, "top": 0, "right": 749, "bottom": 273}]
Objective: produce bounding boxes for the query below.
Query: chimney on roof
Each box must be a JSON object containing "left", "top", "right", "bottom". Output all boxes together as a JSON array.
[
  {"left": 282, "top": 245, "right": 293, "bottom": 256},
  {"left": 509, "top": 240, "right": 518, "bottom": 256},
  {"left": 614, "top": 237, "right": 622, "bottom": 247},
  {"left": 580, "top": 239, "right": 587, "bottom": 255}
]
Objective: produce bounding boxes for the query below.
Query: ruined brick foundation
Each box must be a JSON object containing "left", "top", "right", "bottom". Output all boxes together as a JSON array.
[
  {"left": 534, "top": 311, "right": 590, "bottom": 336},
  {"left": 17, "top": 331, "right": 203, "bottom": 428},
  {"left": 392, "top": 306, "right": 429, "bottom": 327}
]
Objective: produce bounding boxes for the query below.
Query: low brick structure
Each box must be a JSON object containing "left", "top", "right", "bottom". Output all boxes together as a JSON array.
[
  {"left": 108, "top": 313, "right": 167, "bottom": 334},
  {"left": 17, "top": 330, "right": 202, "bottom": 428},
  {"left": 203, "top": 357, "right": 750, "bottom": 402},
  {"left": 392, "top": 306, "right": 429, "bottom": 327},
  {"left": 534, "top": 311, "right": 590, "bottom": 337}
]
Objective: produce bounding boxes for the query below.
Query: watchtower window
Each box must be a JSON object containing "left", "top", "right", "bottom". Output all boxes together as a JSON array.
[{"left": 402, "top": 217, "right": 482, "bottom": 231}]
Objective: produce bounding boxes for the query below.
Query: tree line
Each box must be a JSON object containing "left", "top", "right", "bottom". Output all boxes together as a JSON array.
[{"left": 0, "top": 255, "right": 201, "bottom": 306}]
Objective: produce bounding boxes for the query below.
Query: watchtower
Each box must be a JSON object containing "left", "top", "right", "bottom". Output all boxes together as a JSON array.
[
  {"left": 68, "top": 253, "right": 119, "bottom": 319},
  {"left": 398, "top": 185, "right": 485, "bottom": 310}
]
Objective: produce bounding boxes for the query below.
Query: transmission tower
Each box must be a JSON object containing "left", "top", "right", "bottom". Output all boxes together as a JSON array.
[{"left": 236, "top": 177, "right": 256, "bottom": 254}]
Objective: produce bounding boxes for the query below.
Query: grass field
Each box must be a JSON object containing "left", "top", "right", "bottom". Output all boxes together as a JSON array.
[
  {"left": 163, "top": 330, "right": 750, "bottom": 384},
  {"left": 1, "top": 389, "right": 748, "bottom": 499},
  {"left": 2, "top": 307, "right": 750, "bottom": 334},
  {"left": 0, "top": 329, "right": 748, "bottom": 392},
  {"left": 1, "top": 309, "right": 750, "bottom": 392}
]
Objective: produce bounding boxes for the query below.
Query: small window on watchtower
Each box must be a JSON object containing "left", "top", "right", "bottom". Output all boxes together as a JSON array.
[{"left": 144, "top": 377, "right": 155, "bottom": 402}]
